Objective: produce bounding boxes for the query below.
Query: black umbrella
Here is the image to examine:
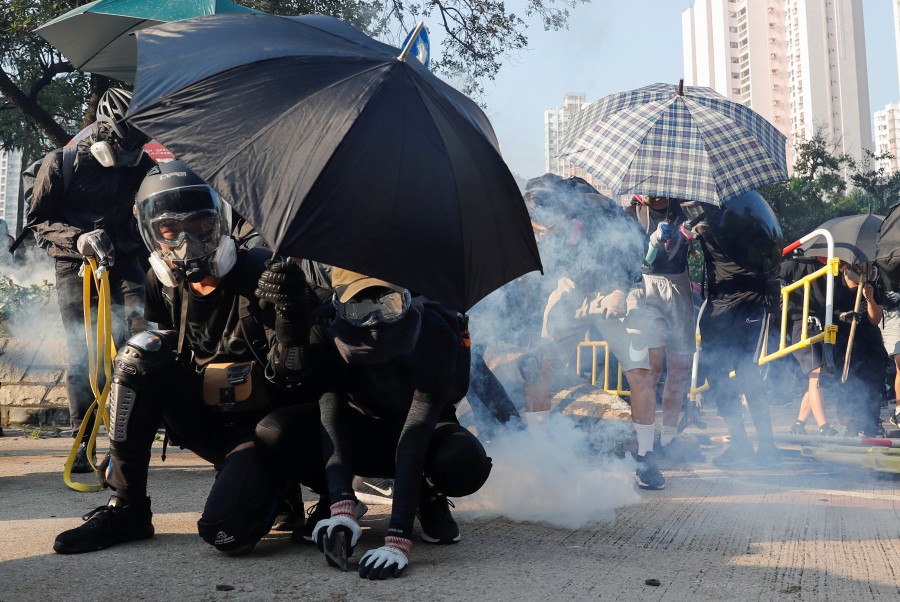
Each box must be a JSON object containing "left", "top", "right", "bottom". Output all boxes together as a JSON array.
[
  {"left": 799, "top": 214, "right": 884, "bottom": 266},
  {"left": 126, "top": 13, "right": 541, "bottom": 312}
]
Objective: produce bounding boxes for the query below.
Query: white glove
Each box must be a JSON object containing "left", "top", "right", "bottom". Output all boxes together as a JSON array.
[
  {"left": 76, "top": 229, "right": 115, "bottom": 266},
  {"left": 312, "top": 515, "right": 362, "bottom": 550},
  {"left": 358, "top": 539, "right": 411, "bottom": 580}
]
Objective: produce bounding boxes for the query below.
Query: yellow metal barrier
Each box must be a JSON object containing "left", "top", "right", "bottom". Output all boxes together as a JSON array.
[
  {"left": 575, "top": 333, "right": 630, "bottom": 396},
  {"left": 758, "top": 229, "right": 837, "bottom": 366}
]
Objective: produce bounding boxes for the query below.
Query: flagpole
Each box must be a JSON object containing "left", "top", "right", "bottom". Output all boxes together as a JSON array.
[{"left": 398, "top": 21, "right": 425, "bottom": 62}]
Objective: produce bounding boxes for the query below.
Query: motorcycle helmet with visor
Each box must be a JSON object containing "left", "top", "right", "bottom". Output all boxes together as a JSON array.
[
  {"left": 135, "top": 161, "right": 236, "bottom": 284},
  {"left": 332, "top": 267, "right": 412, "bottom": 327}
]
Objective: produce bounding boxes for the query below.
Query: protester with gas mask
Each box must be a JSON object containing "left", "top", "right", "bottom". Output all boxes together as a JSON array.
[
  {"left": 53, "top": 161, "right": 315, "bottom": 556},
  {"left": 27, "top": 88, "right": 156, "bottom": 473},
  {"left": 681, "top": 191, "right": 784, "bottom": 468},
  {"left": 257, "top": 267, "right": 492, "bottom": 579}
]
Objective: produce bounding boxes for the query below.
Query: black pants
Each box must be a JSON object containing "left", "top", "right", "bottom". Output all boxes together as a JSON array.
[
  {"left": 56, "top": 256, "right": 146, "bottom": 432},
  {"left": 832, "top": 338, "right": 887, "bottom": 436},
  {"left": 256, "top": 403, "right": 492, "bottom": 499}
]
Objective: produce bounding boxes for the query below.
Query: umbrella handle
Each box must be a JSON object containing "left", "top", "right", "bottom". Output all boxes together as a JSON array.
[{"left": 841, "top": 275, "right": 866, "bottom": 383}]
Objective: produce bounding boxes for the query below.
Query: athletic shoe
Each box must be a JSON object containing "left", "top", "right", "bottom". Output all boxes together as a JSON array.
[
  {"left": 817, "top": 423, "right": 838, "bottom": 437},
  {"left": 711, "top": 442, "right": 754, "bottom": 469},
  {"left": 634, "top": 451, "right": 666, "bottom": 490},
  {"left": 71, "top": 442, "right": 95, "bottom": 474},
  {"left": 352, "top": 476, "right": 395, "bottom": 505},
  {"left": 789, "top": 421, "right": 807, "bottom": 435},
  {"left": 291, "top": 498, "right": 367, "bottom": 544},
  {"left": 753, "top": 445, "right": 782, "bottom": 468},
  {"left": 53, "top": 496, "right": 153, "bottom": 554},
  {"left": 889, "top": 413, "right": 900, "bottom": 429},
  {"left": 271, "top": 482, "right": 305, "bottom": 532},
  {"left": 417, "top": 486, "right": 460, "bottom": 544}
]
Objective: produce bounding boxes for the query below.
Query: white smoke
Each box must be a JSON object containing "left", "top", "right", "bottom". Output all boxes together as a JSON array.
[{"left": 458, "top": 413, "right": 641, "bottom": 529}]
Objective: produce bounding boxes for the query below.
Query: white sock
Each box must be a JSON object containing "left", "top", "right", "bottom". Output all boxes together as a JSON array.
[
  {"left": 659, "top": 426, "right": 678, "bottom": 447},
  {"left": 894, "top": 407, "right": 900, "bottom": 415},
  {"left": 634, "top": 422, "right": 655, "bottom": 457}
]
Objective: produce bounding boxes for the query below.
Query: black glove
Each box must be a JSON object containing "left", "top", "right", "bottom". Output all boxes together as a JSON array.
[
  {"left": 76, "top": 229, "right": 115, "bottom": 266},
  {"left": 255, "top": 259, "right": 309, "bottom": 314},
  {"left": 838, "top": 311, "right": 863, "bottom": 324}
]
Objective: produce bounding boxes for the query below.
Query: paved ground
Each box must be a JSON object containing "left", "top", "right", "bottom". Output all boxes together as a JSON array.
[{"left": 1, "top": 407, "right": 900, "bottom": 602}]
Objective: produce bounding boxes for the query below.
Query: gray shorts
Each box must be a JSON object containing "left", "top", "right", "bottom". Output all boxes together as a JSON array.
[
  {"left": 593, "top": 288, "right": 651, "bottom": 372},
  {"left": 882, "top": 308, "right": 900, "bottom": 357},
  {"left": 628, "top": 272, "right": 695, "bottom": 356}
]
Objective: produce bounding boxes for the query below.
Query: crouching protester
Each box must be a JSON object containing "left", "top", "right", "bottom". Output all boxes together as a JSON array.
[
  {"left": 257, "top": 268, "right": 492, "bottom": 579},
  {"left": 54, "top": 161, "right": 316, "bottom": 555}
]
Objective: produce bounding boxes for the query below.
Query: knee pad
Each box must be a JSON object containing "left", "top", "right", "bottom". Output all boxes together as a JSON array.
[
  {"left": 425, "top": 423, "right": 493, "bottom": 497},
  {"left": 109, "top": 330, "right": 178, "bottom": 442},
  {"left": 197, "top": 448, "right": 280, "bottom": 555}
]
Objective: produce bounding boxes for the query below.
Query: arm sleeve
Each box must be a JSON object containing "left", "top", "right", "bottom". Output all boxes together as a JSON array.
[
  {"left": 30, "top": 150, "right": 83, "bottom": 260},
  {"left": 387, "top": 312, "right": 458, "bottom": 539}
]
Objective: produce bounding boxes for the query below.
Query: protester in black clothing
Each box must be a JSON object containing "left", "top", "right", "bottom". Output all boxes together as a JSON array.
[
  {"left": 682, "top": 192, "right": 783, "bottom": 468},
  {"left": 833, "top": 264, "right": 887, "bottom": 436},
  {"left": 258, "top": 267, "right": 492, "bottom": 579},
  {"left": 28, "top": 88, "right": 156, "bottom": 472},
  {"left": 54, "top": 162, "right": 314, "bottom": 555}
]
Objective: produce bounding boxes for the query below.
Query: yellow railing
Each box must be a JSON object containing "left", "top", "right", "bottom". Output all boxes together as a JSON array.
[
  {"left": 758, "top": 229, "right": 837, "bottom": 366},
  {"left": 575, "top": 333, "right": 630, "bottom": 396}
]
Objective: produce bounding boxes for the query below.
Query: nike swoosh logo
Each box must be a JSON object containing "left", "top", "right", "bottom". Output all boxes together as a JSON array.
[
  {"left": 367, "top": 484, "right": 393, "bottom": 497},
  {"left": 629, "top": 342, "right": 648, "bottom": 362},
  {"left": 746, "top": 318, "right": 761, "bottom": 323}
]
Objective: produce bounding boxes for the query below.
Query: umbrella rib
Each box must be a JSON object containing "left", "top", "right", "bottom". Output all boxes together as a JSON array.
[{"left": 75, "top": 19, "right": 155, "bottom": 71}]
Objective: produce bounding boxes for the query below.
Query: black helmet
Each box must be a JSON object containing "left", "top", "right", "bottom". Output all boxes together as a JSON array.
[
  {"left": 95, "top": 88, "right": 147, "bottom": 149},
  {"left": 681, "top": 190, "right": 785, "bottom": 275},
  {"left": 135, "top": 161, "right": 235, "bottom": 282}
]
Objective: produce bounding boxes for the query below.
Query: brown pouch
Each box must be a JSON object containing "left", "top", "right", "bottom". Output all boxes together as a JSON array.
[{"left": 201, "top": 361, "right": 269, "bottom": 411}]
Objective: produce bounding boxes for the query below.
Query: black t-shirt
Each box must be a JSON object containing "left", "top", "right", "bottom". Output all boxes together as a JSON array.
[
  {"left": 627, "top": 201, "right": 690, "bottom": 275},
  {"left": 143, "top": 248, "right": 269, "bottom": 365},
  {"left": 699, "top": 233, "right": 772, "bottom": 308}
]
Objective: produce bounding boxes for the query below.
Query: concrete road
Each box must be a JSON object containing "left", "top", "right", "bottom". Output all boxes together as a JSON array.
[{"left": 1, "top": 423, "right": 899, "bottom": 602}]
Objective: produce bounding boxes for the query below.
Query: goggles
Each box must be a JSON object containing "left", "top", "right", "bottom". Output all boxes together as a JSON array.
[
  {"left": 334, "top": 287, "right": 412, "bottom": 327},
  {"left": 150, "top": 209, "right": 221, "bottom": 248}
]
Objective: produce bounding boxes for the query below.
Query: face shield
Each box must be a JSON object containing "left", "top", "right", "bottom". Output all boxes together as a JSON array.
[{"left": 136, "top": 185, "right": 231, "bottom": 264}]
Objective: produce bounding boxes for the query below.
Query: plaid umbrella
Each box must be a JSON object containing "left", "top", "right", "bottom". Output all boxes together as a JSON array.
[{"left": 560, "top": 81, "right": 788, "bottom": 206}]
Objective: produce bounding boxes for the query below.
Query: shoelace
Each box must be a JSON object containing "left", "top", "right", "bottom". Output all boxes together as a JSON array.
[{"left": 82, "top": 504, "right": 114, "bottom": 522}]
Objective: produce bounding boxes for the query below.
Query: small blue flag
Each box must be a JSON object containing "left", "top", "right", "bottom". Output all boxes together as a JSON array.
[{"left": 401, "top": 26, "right": 430, "bottom": 69}]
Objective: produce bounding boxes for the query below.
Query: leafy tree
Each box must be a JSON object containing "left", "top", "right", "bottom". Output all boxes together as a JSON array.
[
  {"left": 2, "top": 0, "right": 582, "bottom": 164},
  {"left": 848, "top": 148, "right": 900, "bottom": 215}
]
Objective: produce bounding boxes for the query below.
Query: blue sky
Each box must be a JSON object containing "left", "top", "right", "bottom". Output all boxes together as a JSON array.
[{"left": 476, "top": 0, "right": 898, "bottom": 180}]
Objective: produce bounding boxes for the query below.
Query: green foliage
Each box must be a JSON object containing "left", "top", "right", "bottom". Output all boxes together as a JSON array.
[
  {"left": 0, "top": 272, "right": 55, "bottom": 337},
  {"left": 1, "top": 0, "right": 582, "bottom": 162}
]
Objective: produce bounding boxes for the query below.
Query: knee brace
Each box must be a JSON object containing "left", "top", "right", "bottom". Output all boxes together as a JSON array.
[
  {"left": 197, "top": 447, "right": 280, "bottom": 555},
  {"left": 109, "top": 330, "right": 179, "bottom": 443},
  {"left": 425, "top": 423, "right": 493, "bottom": 497}
]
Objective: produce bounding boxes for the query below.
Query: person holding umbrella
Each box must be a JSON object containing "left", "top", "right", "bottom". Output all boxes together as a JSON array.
[
  {"left": 53, "top": 161, "right": 317, "bottom": 555},
  {"left": 681, "top": 191, "right": 784, "bottom": 468},
  {"left": 27, "top": 87, "right": 155, "bottom": 473}
]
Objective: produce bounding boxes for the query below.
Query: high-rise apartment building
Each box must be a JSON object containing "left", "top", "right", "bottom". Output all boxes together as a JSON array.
[
  {"left": 682, "top": 0, "right": 873, "bottom": 171},
  {"left": 544, "top": 94, "right": 595, "bottom": 185},
  {"left": 0, "top": 149, "right": 23, "bottom": 234},
  {"left": 874, "top": 104, "right": 900, "bottom": 173}
]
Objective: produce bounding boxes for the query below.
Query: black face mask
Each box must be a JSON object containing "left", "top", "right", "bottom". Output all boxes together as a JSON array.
[{"left": 329, "top": 305, "right": 423, "bottom": 364}]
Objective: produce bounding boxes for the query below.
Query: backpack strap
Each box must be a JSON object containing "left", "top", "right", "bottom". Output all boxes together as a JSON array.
[
  {"left": 61, "top": 144, "right": 76, "bottom": 194},
  {"left": 238, "top": 293, "right": 269, "bottom": 364}
]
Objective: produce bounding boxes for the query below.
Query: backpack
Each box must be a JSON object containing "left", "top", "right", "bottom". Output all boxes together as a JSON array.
[
  {"left": 422, "top": 300, "right": 472, "bottom": 404},
  {"left": 10, "top": 145, "right": 77, "bottom": 252},
  {"left": 877, "top": 202, "right": 900, "bottom": 284}
]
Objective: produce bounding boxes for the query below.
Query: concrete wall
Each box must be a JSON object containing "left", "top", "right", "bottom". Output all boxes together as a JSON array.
[{"left": 0, "top": 337, "right": 70, "bottom": 428}]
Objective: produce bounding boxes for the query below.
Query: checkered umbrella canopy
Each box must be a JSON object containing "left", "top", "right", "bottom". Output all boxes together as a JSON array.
[{"left": 560, "top": 82, "right": 788, "bottom": 206}]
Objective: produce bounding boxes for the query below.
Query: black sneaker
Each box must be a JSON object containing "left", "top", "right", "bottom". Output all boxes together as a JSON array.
[
  {"left": 817, "top": 423, "right": 838, "bottom": 437},
  {"left": 417, "top": 486, "right": 460, "bottom": 544},
  {"left": 711, "top": 442, "right": 754, "bottom": 469},
  {"left": 71, "top": 442, "right": 95, "bottom": 474},
  {"left": 753, "top": 445, "right": 782, "bottom": 468},
  {"left": 789, "top": 421, "right": 807, "bottom": 435},
  {"left": 53, "top": 496, "right": 153, "bottom": 554},
  {"left": 291, "top": 498, "right": 368, "bottom": 544},
  {"left": 634, "top": 451, "right": 666, "bottom": 490},
  {"left": 352, "top": 476, "right": 394, "bottom": 505},
  {"left": 272, "top": 482, "right": 305, "bottom": 532},
  {"left": 890, "top": 413, "right": 900, "bottom": 429}
]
